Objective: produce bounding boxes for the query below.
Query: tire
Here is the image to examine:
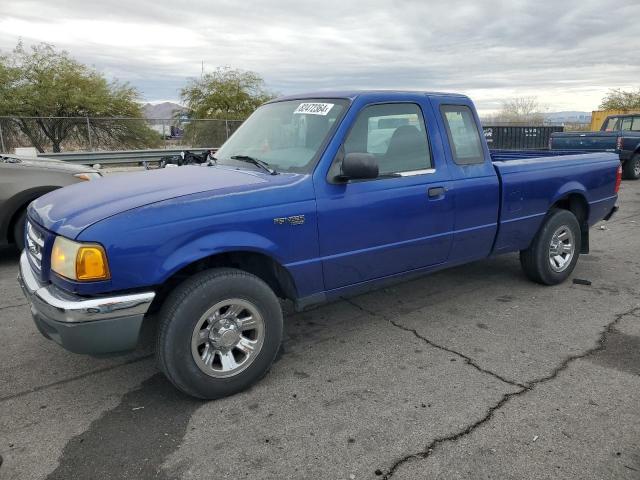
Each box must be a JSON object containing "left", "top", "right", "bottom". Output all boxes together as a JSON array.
[
  {"left": 12, "top": 209, "right": 27, "bottom": 251},
  {"left": 156, "top": 268, "right": 283, "bottom": 399},
  {"left": 622, "top": 155, "right": 640, "bottom": 180},
  {"left": 520, "top": 209, "right": 581, "bottom": 285}
]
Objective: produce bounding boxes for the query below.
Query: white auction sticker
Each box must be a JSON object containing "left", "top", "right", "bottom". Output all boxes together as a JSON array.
[{"left": 294, "top": 103, "right": 334, "bottom": 116}]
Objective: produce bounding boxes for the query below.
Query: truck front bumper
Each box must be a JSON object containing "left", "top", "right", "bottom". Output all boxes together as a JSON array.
[{"left": 17, "top": 252, "right": 155, "bottom": 355}]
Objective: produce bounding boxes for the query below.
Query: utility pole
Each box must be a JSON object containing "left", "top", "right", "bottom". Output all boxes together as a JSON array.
[{"left": 0, "top": 120, "right": 6, "bottom": 153}]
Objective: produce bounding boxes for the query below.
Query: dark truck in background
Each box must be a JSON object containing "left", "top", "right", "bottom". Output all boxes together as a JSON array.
[{"left": 550, "top": 114, "right": 640, "bottom": 180}]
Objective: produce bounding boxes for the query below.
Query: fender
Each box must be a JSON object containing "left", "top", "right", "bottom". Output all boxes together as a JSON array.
[
  {"left": 158, "top": 230, "right": 286, "bottom": 283},
  {"left": 549, "top": 181, "right": 587, "bottom": 208}
]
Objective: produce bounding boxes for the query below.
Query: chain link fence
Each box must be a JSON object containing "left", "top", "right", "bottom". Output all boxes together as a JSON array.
[
  {"left": 0, "top": 116, "right": 593, "bottom": 155},
  {"left": 0, "top": 117, "right": 244, "bottom": 154}
]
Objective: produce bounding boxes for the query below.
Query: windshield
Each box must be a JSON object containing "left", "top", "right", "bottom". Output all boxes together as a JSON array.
[{"left": 215, "top": 99, "right": 348, "bottom": 173}]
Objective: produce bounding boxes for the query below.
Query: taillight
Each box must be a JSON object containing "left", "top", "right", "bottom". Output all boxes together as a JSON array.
[
  {"left": 616, "top": 136, "right": 623, "bottom": 150},
  {"left": 615, "top": 164, "right": 622, "bottom": 193}
]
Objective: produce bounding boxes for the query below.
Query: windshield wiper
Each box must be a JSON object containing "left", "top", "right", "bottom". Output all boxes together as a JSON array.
[{"left": 230, "top": 155, "right": 278, "bottom": 175}]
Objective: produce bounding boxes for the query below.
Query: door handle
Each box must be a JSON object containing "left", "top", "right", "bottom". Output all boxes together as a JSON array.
[{"left": 428, "top": 187, "right": 445, "bottom": 199}]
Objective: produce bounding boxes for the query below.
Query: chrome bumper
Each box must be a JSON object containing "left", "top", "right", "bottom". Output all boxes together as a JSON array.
[
  {"left": 17, "top": 251, "right": 155, "bottom": 354},
  {"left": 18, "top": 251, "right": 155, "bottom": 323}
]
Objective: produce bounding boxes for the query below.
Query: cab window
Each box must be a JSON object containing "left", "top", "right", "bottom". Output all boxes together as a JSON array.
[
  {"left": 440, "top": 105, "right": 484, "bottom": 165},
  {"left": 621, "top": 117, "right": 633, "bottom": 131},
  {"left": 604, "top": 117, "right": 621, "bottom": 131},
  {"left": 343, "top": 103, "right": 431, "bottom": 175},
  {"left": 631, "top": 117, "right": 640, "bottom": 132}
]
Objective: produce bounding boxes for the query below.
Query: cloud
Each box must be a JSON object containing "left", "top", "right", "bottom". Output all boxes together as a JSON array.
[{"left": 1, "top": 0, "right": 638, "bottom": 113}]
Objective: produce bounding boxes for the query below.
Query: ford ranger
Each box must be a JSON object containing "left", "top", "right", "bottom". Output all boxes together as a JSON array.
[
  {"left": 18, "top": 91, "right": 620, "bottom": 399},
  {"left": 550, "top": 113, "right": 640, "bottom": 179}
]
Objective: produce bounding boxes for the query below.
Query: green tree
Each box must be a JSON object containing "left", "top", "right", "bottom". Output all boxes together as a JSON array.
[
  {"left": 180, "top": 67, "right": 276, "bottom": 147},
  {"left": 0, "top": 42, "right": 160, "bottom": 152},
  {"left": 181, "top": 67, "right": 276, "bottom": 120},
  {"left": 599, "top": 88, "right": 640, "bottom": 110}
]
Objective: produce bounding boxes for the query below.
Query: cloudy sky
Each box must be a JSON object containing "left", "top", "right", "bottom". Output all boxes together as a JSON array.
[{"left": 1, "top": 0, "right": 639, "bottom": 114}]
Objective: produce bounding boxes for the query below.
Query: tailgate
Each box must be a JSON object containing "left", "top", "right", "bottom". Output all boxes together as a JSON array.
[{"left": 551, "top": 132, "right": 617, "bottom": 151}]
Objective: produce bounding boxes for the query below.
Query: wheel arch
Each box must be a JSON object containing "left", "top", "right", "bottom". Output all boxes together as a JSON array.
[
  {"left": 1, "top": 186, "right": 60, "bottom": 244},
  {"left": 550, "top": 191, "right": 589, "bottom": 254},
  {"left": 149, "top": 249, "right": 299, "bottom": 314}
]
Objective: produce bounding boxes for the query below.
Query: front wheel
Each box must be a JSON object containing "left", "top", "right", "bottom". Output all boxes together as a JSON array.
[
  {"left": 520, "top": 209, "right": 581, "bottom": 285},
  {"left": 156, "top": 268, "right": 283, "bottom": 399},
  {"left": 622, "top": 155, "right": 640, "bottom": 180}
]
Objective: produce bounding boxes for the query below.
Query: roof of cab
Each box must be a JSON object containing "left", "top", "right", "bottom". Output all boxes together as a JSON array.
[{"left": 271, "top": 90, "right": 469, "bottom": 103}]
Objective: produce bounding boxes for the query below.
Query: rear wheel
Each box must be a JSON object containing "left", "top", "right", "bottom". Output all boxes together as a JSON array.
[
  {"left": 520, "top": 209, "right": 581, "bottom": 285},
  {"left": 156, "top": 268, "right": 283, "bottom": 399},
  {"left": 12, "top": 209, "right": 27, "bottom": 251},
  {"left": 622, "top": 154, "right": 640, "bottom": 180}
]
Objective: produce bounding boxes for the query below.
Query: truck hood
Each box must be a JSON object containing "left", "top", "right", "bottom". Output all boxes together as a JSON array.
[{"left": 29, "top": 165, "right": 282, "bottom": 238}]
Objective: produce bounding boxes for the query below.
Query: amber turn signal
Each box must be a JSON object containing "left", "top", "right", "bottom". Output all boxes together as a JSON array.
[
  {"left": 51, "top": 236, "right": 110, "bottom": 281},
  {"left": 76, "top": 245, "right": 110, "bottom": 281}
]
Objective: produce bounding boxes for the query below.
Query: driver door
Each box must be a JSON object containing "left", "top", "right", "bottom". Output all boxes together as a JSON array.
[{"left": 314, "top": 101, "right": 454, "bottom": 290}]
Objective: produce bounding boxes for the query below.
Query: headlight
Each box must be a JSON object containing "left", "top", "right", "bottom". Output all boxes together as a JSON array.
[
  {"left": 51, "top": 236, "right": 110, "bottom": 281},
  {"left": 73, "top": 172, "right": 102, "bottom": 181}
]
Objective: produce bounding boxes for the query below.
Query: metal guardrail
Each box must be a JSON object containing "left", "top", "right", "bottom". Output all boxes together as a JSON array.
[{"left": 37, "top": 148, "right": 216, "bottom": 166}]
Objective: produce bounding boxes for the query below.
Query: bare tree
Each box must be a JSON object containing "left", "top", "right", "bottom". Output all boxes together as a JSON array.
[{"left": 498, "top": 97, "right": 546, "bottom": 124}]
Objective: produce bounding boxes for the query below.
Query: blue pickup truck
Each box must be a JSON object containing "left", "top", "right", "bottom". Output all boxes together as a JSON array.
[
  {"left": 550, "top": 113, "right": 640, "bottom": 179},
  {"left": 18, "top": 91, "right": 620, "bottom": 399}
]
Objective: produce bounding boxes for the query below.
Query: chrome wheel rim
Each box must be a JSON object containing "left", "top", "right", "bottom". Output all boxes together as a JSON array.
[
  {"left": 548, "top": 226, "right": 574, "bottom": 273},
  {"left": 634, "top": 160, "right": 640, "bottom": 177},
  {"left": 191, "top": 298, "right": 265, "bottom": 378}
]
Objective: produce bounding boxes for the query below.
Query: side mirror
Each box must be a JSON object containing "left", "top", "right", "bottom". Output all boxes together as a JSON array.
[{"left": 340, "top": 153, "right": 378, "bottom": 180}]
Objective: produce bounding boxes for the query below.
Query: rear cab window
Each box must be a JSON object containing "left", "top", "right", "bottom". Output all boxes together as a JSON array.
[
  {"left": 604, "top": 117, "right": 619, "bottom": 131},
  {"left": 631, "top": 117, "right": 640, "bottom": 132},
  {"left": 440, "top": 105, "right": 484, "bottom": 165},
  {"left": 621, "top": 117, "right": 633, "bottom": 131}
]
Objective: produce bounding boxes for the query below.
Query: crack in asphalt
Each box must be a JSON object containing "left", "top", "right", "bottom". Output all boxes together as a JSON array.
[
  {"left": 0, "top": 302, "right": 28, "bottom": 312},
  {"left": 343, "top": 297, "right": 527, "bottom": 389},
  {"left": 0, "top": 354, "right": 154, "bottom": 402},
  {"left": 357, "top": 303, "right": 640, "bottom": 479}
]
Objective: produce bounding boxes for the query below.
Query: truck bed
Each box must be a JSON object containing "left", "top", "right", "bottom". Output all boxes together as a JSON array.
[{"left": 490, "top": 150, "right": 619, "bottom": 255}]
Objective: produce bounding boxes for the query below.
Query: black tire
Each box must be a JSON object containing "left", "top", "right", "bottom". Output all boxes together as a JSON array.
[
  {"left": 12, "top": 209, "right": 27, "bottom": 251},
  {"left": 520, "top": 209, "right": 581, "bottom": 285},
  {"left": 156, "top": 268, "right": 283, "bottom": 399},
  {"left": 622, "top": 155, "right": 640, "bottom": 180}
]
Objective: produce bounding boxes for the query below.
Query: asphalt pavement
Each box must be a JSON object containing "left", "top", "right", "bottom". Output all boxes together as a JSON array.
[{"left": 0, "top": 180, "right": 638, "bottom": 480}]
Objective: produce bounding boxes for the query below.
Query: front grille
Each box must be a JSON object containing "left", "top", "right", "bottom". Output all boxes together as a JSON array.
[{"left": 26, "top": 221, "right": 44, "bottom": 270}]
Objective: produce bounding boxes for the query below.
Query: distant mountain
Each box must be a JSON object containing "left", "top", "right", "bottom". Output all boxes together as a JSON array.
[
  {"left": 141, "top": 102, "right": 186, "bottom": 119},
  {"left": 544, "top": 111, "right": 592, "bottom": 123}
]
